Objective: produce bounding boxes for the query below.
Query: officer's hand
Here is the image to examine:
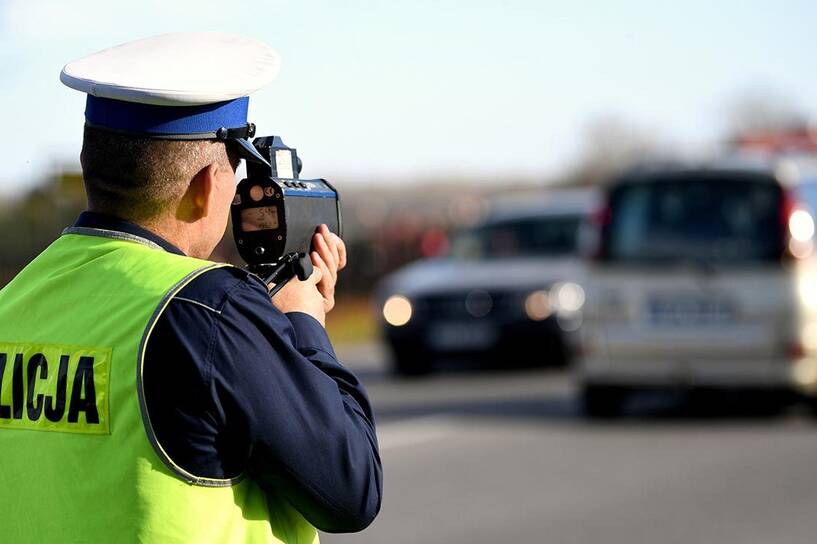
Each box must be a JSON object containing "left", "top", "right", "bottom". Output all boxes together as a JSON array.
[
  {"left": 310, "top": 224, "right": 347, "bottom": 314},
  {"left": 270, "top": 266, "right": 326, "bottom": 326}
]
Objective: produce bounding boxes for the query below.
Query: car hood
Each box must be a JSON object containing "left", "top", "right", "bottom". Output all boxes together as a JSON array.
[{"left": 378, "top": 257, "right": 586, "bottom": 299}]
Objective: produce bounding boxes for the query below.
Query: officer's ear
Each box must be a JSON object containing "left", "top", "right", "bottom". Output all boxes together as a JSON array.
[{"left": 187, "top": 162, "right": 221, "bottom": 220}]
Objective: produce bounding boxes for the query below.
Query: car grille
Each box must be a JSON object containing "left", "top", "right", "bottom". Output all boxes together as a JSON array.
[{"left": 417, "top": 290, "right": 525, "bottom": 320}]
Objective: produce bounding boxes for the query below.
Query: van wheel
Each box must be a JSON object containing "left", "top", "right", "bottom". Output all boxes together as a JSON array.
[{"left": 580, "top": 385, "right": 626, "bottom": 418}]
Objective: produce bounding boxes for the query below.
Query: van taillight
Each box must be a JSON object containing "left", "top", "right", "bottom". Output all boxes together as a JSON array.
[
  {"left": 787, "top": 342, "right": 805, "bottom": 360},
  {"left": 779, "top": 187, "right": 813, "bottom": 261},
  {"left": 590, "top": 204, "right": 612, "bottom": 261},
  {"left": 592, "top": 204, "right": 611, "bottom": 227},
  {"left": 780, "top": 187, "right": 796, "bottom": 230},
  {"left": 780, "top": 187, "right": 795, "bottom": 262}
]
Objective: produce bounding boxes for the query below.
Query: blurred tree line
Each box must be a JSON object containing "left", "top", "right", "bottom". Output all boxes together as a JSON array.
[
  {"left": 0, "top": 172, "right": 87, "bottom": 286},
  {"left": 0, "top": 170, "right": 539, "bottom": 295},
  {"left": 2, "top": 89, "right": 810, "bottom": 293}
]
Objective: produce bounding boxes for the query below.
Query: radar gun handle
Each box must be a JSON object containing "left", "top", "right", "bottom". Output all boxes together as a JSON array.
[{"left": 250, "top": 253, "right": 314, "bottom": 298}]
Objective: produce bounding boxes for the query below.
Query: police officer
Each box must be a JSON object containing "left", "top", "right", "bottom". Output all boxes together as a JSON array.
[{"left": 0, "top": 33, "right": 382, "bottom": 543}]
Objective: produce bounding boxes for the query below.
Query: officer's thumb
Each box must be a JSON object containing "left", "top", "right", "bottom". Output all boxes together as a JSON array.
[{"left": 308, "top": 265, "right": 323, "bottom": 286}]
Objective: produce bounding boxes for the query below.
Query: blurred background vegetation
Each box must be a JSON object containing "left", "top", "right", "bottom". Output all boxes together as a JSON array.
[{"left": 1, "top": 89, "right": 811, "bottom": 342}]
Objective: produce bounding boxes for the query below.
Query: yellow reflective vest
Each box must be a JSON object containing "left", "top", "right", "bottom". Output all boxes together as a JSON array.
[{"left": 0, "top": 229, "right": 319, "bottom": 543}]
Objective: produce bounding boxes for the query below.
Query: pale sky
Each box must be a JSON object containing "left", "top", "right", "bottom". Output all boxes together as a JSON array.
[{"left": 1, "top": 0, "right": 816, "bottom": 193}]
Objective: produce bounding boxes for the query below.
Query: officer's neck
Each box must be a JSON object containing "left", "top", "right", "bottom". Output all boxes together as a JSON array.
[
  {"left": 86, "top": 201, "right": 217, "bottom": 259},
  {"left": 84, "top": 209, "right": 211, "bottom": 259},
  {"left": 137, "top": 216, "right": 214, "bottom": 259}
]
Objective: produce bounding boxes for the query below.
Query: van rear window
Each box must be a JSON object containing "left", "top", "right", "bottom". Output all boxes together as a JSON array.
[{"left": 606, "top": 175, "right": 783, "bottom": 264}]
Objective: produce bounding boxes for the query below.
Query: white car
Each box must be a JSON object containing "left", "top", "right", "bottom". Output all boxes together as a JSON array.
[
  {"left": 579, "top": 163, "right": 817, "bottom": 416},
  {"left": 376, "top": 190, "right": 595, "bottom": 375}
]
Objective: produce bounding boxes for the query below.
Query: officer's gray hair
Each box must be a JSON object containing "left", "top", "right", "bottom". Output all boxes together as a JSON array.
[{"left": 80, "top": 125, "right": 239, "bottom": 221}]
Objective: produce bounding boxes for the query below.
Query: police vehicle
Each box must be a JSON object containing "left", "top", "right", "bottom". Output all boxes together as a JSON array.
[
  {"left": 376, "top": 189, "right": 595, "bottom": 375},
  {"left": 578, "top": 160, "right": 817, "bottom": 417}
]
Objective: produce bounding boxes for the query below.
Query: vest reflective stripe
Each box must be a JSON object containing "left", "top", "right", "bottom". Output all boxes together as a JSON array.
[{"left": 0, "top": 232, "right": 319, "bottom": 544}]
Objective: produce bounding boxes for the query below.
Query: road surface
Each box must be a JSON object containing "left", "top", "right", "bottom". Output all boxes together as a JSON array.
[{"left": 327, "top": 343, "right": 817, "bottom": 544}]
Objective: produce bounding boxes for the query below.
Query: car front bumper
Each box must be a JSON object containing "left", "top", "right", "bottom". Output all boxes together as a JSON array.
[{"left": 384, "top": 316, "right": 573, "bottom": 359}]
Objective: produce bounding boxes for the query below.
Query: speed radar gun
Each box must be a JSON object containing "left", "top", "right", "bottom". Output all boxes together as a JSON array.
[{"left": 230, "top": 135, "right": 342, "bottom": 296}]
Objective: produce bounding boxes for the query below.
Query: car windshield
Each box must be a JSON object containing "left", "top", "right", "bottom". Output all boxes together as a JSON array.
[
  {"left": 606, "top": 175, "right": 784, "bottom": 264},
  {"left": 450, "top": 215, "right": 582, "bottom": 260}
]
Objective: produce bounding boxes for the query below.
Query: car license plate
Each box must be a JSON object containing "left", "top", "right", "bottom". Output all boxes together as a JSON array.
[
  {"left": 427, "top": 321, "right": 498, "bottom": 350},
  {"left": 647, "top": 296, "right": 735, "bottom": 326}
]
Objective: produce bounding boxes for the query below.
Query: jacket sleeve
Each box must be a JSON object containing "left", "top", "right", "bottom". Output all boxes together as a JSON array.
[{"left": 208, "top": 278, "right": 383, "bottom": 533}]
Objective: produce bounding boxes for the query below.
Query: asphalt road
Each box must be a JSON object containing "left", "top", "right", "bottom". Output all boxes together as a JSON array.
[{"left": 326, "top": 343, "right": 817, "bottom": 544}]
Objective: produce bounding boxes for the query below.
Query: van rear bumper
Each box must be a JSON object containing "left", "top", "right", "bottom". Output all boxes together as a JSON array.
[{"left": 579, "top": 357, "right": 794, "bottom": 388}]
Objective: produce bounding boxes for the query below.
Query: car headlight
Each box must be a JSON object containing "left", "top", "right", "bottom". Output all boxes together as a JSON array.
[
  {"left": 550, "top": 282, "right": 585, "bottom": 314},
  {"left": 524, "top": 290, "right": 552, "bottom": 321},
  {"left": 790, "top": 209, "right": 815, "bottom": 242},
  {"left": 383, "top": 295, "right": 413, "bottom": 326}
]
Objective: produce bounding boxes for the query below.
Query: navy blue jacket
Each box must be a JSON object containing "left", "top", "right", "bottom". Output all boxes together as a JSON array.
[{"left": 74, "top": 212, "right": 382, "bottom": 533}]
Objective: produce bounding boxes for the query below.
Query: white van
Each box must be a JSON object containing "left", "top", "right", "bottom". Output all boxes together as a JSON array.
[{"left": 578, "top": 163, "right": 817, "bottom": 416}]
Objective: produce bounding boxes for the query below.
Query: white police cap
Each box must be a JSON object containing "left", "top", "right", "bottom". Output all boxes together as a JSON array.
[{"left": 60, "top": 32, "right": 280, "bottom": 140}]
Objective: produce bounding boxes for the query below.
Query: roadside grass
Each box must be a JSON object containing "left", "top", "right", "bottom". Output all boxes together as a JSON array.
[{"left": 326, "top": 296, "right": 378, "bottom": 345}]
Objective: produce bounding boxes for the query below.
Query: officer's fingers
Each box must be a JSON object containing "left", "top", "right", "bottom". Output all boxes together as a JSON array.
[
  {"left": 313, "top": 233, "right": 338, "bottom": 281},
  {"left": 321, "top": 225, "right": 341, "bottom": 267},
  {"left": 306, "top": 261, "right": 323, "bottom": 287},
  {"left": 310, "top": 251, "right": 335, "bottom": 311},
  {"left": 310, "top": 251, "right": 334, "bottom": 293},
  {"left": 333, "top": 234, "right": 347, "bottom": 270},
  {"left": 311, "top": 233, "right": 330, "bottom": 271},
  {"left": 318, "top": 224, "right": 341, "bottom": 269}
]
